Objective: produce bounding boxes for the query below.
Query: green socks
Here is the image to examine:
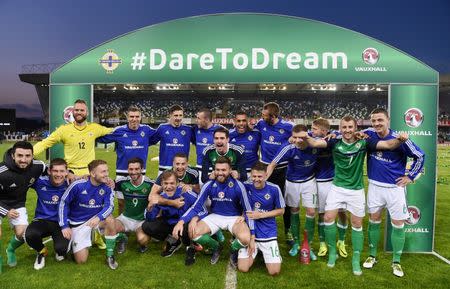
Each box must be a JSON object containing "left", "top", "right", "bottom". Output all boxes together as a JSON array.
[
  {"left": 116, "top": 232, "right": 127, "bottom": 242},
  {"left": 305, "top": 215, "right": 315, "bottom": 244},
  {"left": 105, "top": 235, "right": 117, "bottom": 257},
  {"left": 351, "top": 227, "right": 364, "bottom": 272},
  {"left": 318, "top": 221, "right": 325, "bottom": 242},
  {"left": 391, "top": 223, "right": 405, "bottom": 263},
  {"left": 6, "top": 235, "right": 24, "bottom": 266},
  {"left": 194, "top": 234, "right": 219, "bottom": 251},
  {"left": 290, "top": 212, "right": 300, "bottom": 244},
  {"left": 368, "top": 220, "right": 381, "bottom": 257},
  {"left": 337, "top": 221, "right": 348, "bottom": 242},
  {"left": 324, "top": 221, "right": 337, "bottom": 265},
  {"left": 230, "top": 238, "right": 245, "bottom": 251}
]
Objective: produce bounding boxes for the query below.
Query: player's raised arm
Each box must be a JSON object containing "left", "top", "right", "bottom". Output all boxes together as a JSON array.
[
  {"left": 298, "top": 131, "right": 327, "bottom": 148},
  {"left": 375, "top": 132, "right": 409, "bottom": 150},
  {"left": 33, "top": 127, "right": 63, "bottom": 156}
]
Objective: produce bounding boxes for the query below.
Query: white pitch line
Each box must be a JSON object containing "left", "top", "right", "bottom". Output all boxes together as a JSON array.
[{"left": 224, "top": 262, "right": 237, "bottom": 289}]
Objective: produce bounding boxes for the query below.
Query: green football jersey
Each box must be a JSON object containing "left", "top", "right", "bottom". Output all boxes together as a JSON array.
[
  {"left": 116, "top": 176, "right": 153, "bottom": 220},
  {"left": 329, "top": 138, "right": 369, "bottom": 190}
]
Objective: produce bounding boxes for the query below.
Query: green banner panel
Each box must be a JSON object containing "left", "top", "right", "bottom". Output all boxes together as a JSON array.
[{"left": 386, "top": 84, "right": 437, "bottom": 252}]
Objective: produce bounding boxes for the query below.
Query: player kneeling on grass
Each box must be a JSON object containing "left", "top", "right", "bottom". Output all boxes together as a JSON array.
[
  {"left": 238, "top": 162, "right": 285, "bottom": 276},
  {"left": 299, "top": 116, "right": 409, "bottom": 276},
  {"left": 172, "top": 156, "right": 254, "bottom": 268},
  {"left": 58, "top": 160, "right": 119, "bottom": 270},
  {"left": 140, "top": 171, "right": 200, "bottom": 263},
  {"left": 114, "top": 157, "right": 154, "bottom": 254},
  {"left": 25, "top": 158, "right": 71, "bottom": 270}
]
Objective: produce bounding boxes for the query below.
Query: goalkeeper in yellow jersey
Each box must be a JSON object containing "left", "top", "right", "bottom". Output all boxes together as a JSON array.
[
  {"left": 33, "top": 99, "right": 113, "bottom": 249},
  {"left": 33, "top": 99, "right": 113, "bottom": 176}
]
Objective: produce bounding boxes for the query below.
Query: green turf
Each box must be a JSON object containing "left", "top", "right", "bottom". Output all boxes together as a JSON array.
[{"left": 0, "top": 142, "right": 449, "bottom": 288}]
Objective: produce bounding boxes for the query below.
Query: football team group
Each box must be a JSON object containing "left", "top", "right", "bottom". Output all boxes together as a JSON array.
[{"left": 0, "top": 99, "right": 424, "bottom": 278}]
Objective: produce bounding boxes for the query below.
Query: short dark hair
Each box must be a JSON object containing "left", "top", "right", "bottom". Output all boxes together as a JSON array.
[
  {"left": 88, "top": 159, "right": 107, "bottom": 172},
  {"left": 251, "top": 162, "right": 267, "bottom": 172},
  {"left": 312, "top": 118, "right": 330, "bottom": 130},
  {"left": 169, "top": 105, "right": 183, "bottom": 115},
  {"left": 173, "top": 152, "right": 188, "bottom": 161},
  {"left": 341, "top": 115, "right": 357, "bottom": 127},
  {"left": 74, "top": 99, "right": 87, "bottom": 106},
  {"left": 198, "top": 108, "right": 212, "bottom": 121},
  {"left": 127, "top": 157, "right": 144, "bottom": 168},
  {"left": 49, "top": 158, "right": 67, "bottom": 169},
  {"left": 263, "top": 102, "right": 280, "bottom": 117},
  {"left": 12, "top": 141, "right": 33, "bottom": 154},
  {"left": 292, "top": 124, "right": 308, "bottom": 133},
  {"left": 161, "top": 170, "right": 177, "bottom": 182},
  {"left": 235, "top": 111, "right": 247, "bottom": 117},
  {"left": 215, "top": 156, "right": 231, "bottom": 168},
  {"left": 213, "top": 127, "right": 229, "bottom": 138},
  {"left": 370, "top": 107, "right": 389, "bottom": 118}
]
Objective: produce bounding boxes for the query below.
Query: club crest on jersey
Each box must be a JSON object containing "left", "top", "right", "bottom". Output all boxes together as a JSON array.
[
  {"left": 269, "top": 136, "right": 275, "bottom": 142},
  {"left": 173, "top": 138, "right": 178, "bottom": 144},
  {"left": 202, "top": 138, "right": 208, "bottom": 144},
  {"left": 362, "top": 47, "right": 379, "bottom": 65},
  {"left": 228, "top": 181, "right": 234, "bottom": 188},
  {"left": 99, "top": 189, "right": 105, "bottom": 196},
  {"left": 142, "top": 188, "right": 147, "bottom": 193},
  {"left": 312, "top": 149, "right": 317, "bottom": 154},
  {"left": 132, "top": 140, "right": 138, "bottom": 146},
  {"left": 279, "top": 129, "right": 285, "bottom": 134},
  {"left": 404, "top": 108, "right": 424, "bottom": 128},
  {"left": 62, "top": 106, "right": 75, "bottom": 123},
  {"left": 218, "top": 191, "right": 225, "bottom": 199},
  {"left": 264, "top": 193, "right": 271, "bottom": 200},
  {"left": 355, "top": 143, "right": 362, "bottom": 149},
  {"left": 254, "top": 202, "right": 261, "bottom": 209},
  {"left": 140, "top": 131, "right": 145, "bottom": 137},
  {"left": 52, "top": 195, "right": 59, "bottom": 202},
  {"left": 248, "top": 135, "right": 253, "bottom": 141},
  {"left": 89, "top": 132, "right": 93, "bottom": 137},
  {"left": 89, "top": 199, "right": 95, "bottom": 205},
  {"left": 181, "top": 130, "right": 186, "bottom": 136},
  {"left": 405, "top": 206, "right": 421, "bottom": 225}
]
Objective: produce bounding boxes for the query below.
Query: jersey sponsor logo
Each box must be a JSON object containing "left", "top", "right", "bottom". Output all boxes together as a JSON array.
[
  {"left": 376, "top": 151, "right": 383, "bottom": 158},
  {"left": 362, "top": 47, "right": 379, "bottom": 65},
  {"left": 404, "top": 108, "right": 424, "bottom": 128},
  {"left": 173, "top": 138, "right": 178, "bottom": 144},
  {"left": 132, "top": 140, "right": 138, "bottom": 146},
  {"left": 218, "top": 191, "right": 225, "bottom": 199},
  {"left": 269, "top": 136, "right": 275, "bottom": 142},
  {"left": 62, "top": 106, "right": 75, "bottom": 123},
  {"left": 254, "top": 201, "right": 261, "bottom": 209},
  {"left": 248, "top": 135, "right": 253, "bottom": 141},
  {"left": 89, "top": 199, "right": 96, "bottom": 205},
  {"left": 405, "top": 206, "right": 421, "bottom": 225},
  {"left": 99, "top": 49, "right": 122, "bottom": 74},
  {"left": 264, "top": 193, "right": 271, "bottom": 200},
  {"left": 99, "top": 189, "right": 105, "bottom": 196},
  {"left": 52, "top": 195, "right": 59, "bottom": 202}
]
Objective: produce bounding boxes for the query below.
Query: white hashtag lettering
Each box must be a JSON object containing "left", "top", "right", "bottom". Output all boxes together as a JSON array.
[{"left": 131, "top": 52, "right": 147, "bottom": 70}]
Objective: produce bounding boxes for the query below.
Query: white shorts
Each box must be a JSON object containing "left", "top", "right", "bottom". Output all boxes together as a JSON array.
[
  {"left": 285, "top": 179, "right": 318, "bottom": 208},
  {"left": 325, "top": 184, "right": 365, "bottom": 218},
  {"left": 202, "top": 214, "right": 239, "bottom": 235},
  {"left": 367, "top": 183, "right": 409, "bottom": 220},
  {"left": 116, "top": 214, "right": 144, "bottom": 232},
  {"left": 70, "top": 223, "right": 96, "bottom": 253},
  {"left": 0, "top": 207, "right": 29, "bottom": 227},
  {"left": 317, "top": 181, "right": 333, "bottom": 214},
  {"left": 238, "top": 240, "right": 282, "bottom": 264}
]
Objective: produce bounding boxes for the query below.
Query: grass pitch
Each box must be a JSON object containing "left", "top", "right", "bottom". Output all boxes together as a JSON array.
[{"left": 0, "top": 143, "right": 449, "bottom": 289}]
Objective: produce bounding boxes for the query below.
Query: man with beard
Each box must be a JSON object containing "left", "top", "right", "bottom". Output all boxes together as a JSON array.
[
  {"left": 59, "top": 160, "right": 118, "bottom": 269},
  {"left": 299, "top": 116, "right": 408, "bottom": 276},
  {"left": 25, "top": 158, "right": 70, "bottom": 270},
  {"left": 362, "top": 108, "right": 425, "bottom": 277},
  {"left": 230, "top": 111, "right": 261, "bottom": 175},
  {"left": 0, "top": 141, "right": 46, "bottom": 272},
  {"left": 150, "top": 105, "right": 193, "bottom": 175},
  {"left": 173, "top": 157, "right": 253, "bottom": 268},
  {"left": 97, "top": 106, "right": 157, "bottom": 177},
  {"left": 255, "top": 102, "right": 294, "bottom": 244},
  {"left": 34, "top": 99, "right": 112, "bottom": 250},
  {"left": 193, "top": 108, "right": 223, "bottom": 184},
  {"left": 201, "top": 127, "right": 247, "bottom": 184},
  {"left": 113, "top": 158, "right": 154, "bottom": 254},
  {"left": 34, "top": 99, "right": 113, "bottom": 176}
]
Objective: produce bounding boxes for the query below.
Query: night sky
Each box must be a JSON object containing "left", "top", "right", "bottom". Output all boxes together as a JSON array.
[{"left": 0, "top": 0, "right": 448, "bottom": 118}]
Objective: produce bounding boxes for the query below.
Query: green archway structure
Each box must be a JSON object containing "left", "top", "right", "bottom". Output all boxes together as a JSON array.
[{"left": 49, "top": 13, "right": 438, "bottom": 254}]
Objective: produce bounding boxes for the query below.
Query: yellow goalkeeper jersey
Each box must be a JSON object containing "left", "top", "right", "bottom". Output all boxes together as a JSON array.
[{"left": 34, "top": 122, "right": 113, "bottom": 173}]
